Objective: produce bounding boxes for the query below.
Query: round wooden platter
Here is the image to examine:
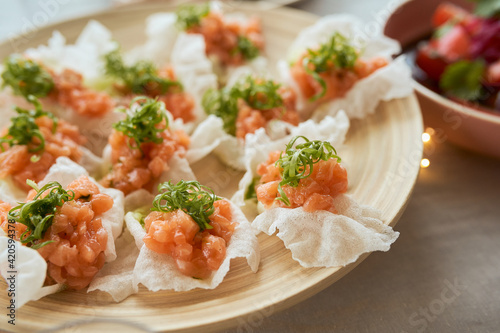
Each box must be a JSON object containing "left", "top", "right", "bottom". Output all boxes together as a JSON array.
[{"left": 0, "top": 2, "right": 423, "bottom": 332}]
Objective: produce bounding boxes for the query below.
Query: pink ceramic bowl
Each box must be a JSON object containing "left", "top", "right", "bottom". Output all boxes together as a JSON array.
[{"left": 384, "top": 0, "right": 500, "bottom": 158}]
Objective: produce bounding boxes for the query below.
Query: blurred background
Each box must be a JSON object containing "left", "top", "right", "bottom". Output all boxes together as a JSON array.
[
  {"left": 1, "top": 1, "right": 499, "bottom": 332},
  {"left": 0, "top": 0, "right": 393, "bottom": 43}
]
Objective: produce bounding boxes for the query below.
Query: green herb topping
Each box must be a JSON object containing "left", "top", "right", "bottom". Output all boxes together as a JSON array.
[
  {"left": 233, "top": 36, "right": 260, "bottom": 61},
  {"left": 0, "top": 96, "right": 57, "bottom": 153},
  {"left": 470, "top": 0, "right": 500, "bottom": 18},
  {"left": 1, "top": 54, "right": 54, "bottom": 100},
  {"left": 440, "top": 60, "right": 486, "bottom": 101},
  {"left": 8, "top": 180, "right": 75, "bottom": 249},
  {"left": 104, "top": 50, "right": 182, "bottom": 95},
  {"left": 433, "top": 20, "right": 458, "bottom": 39},
  {"left": 302, "top": 32, "right": 359, "bottom": 101},
  {"left": 202, "top": 76, "right": 284, "bottom": 136},
  {"left": 244, "top": 177, "right": 260, "bottom": 201},
  {"left": 152, "top": 180, "right": 220, "bottom": 231},
  {"left": 275, "top": 136, "right": 341, "bottom": 206},
  {"left": 202, "top": 87, "right": 238, "bottom": 135},
  {"left": 131, "top": 207, "right": 150, "bottom": 228},
  {"left": 175, "top": 3, "right": 211, "bottom": 30},
  {"left": 112, "top": 97, "right": 168, "bottom": 150}
]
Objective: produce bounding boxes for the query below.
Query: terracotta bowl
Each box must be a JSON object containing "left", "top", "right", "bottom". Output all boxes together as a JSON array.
[{"left": 384, "top": 0, "right": 500, "bottom": 159}]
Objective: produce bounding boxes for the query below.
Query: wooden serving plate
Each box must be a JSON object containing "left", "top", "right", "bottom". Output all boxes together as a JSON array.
[{"left": 0, "top": 2, "right": 423, "bottom": 332}]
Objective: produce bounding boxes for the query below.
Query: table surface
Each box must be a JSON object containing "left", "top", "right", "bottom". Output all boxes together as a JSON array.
[{"left": 2, "top": 1, "right": 500, "bottom": 333}]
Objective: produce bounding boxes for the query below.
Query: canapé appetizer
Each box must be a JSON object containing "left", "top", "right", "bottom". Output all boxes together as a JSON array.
[
  {"left": 236, "top": 135, "right": 399, "bottom": 267},
  {"left": 0, "top": 98, "right": 101, "bottom": 194},
  {"left": 0, "top": 157, "right": 124, "bottom": 307},
  {"left": 100, "top": 97, "right": 190, "bottom": 195}
]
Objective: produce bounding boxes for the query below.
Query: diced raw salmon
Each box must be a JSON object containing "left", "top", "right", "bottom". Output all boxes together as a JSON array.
[
  {"left": 1, "top": 176, "right": 113, "bottom": 290},
  {"left": 0, "top": 116, "right": 85, "bottom": 191},
  {"left": 256, "top": 151, "right": 348, "bottom": 213},
  {"left": 142, "top": 200, "right": 236, "bottom": 279},
  {"left": 235, "top": 86, "right": 300, "bottom": 140},
  {"left": 50, "top": 68, "right": 114, "bottom": 118},
  {"left": 100, "top": 126, "right": 190, "bottom": 195},
  {"left": 291, "top": 54, "right": 388, "bottom": 104},
  {"left": 187, "top": 12, "right": 264, "bottom": 66}
]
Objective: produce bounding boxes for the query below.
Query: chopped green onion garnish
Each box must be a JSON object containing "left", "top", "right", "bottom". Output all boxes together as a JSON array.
[{"left": 152, "top": 180, "right": 220, "bottom": 231}]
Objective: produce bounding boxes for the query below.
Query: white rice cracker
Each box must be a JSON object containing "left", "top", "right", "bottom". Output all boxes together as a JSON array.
[
  {"left": 126, "top": 12, "right": 178, "bottom": 66},
  {"left": 25, "top": 20, "right": 117, "bottom": 86},
  {"left": 0, "top": 236, "right": 63, "bottom": 308},
  {"left": 252, "top": 195, "right": 399, "bottom": 268},
  {"left": 0, "top": 157, "right": 124, "bottom": 307},
  {"left": 125, "top": 199, "right": 260, "bottom": 292},
  {"left": 278, "top": 14, "right": 413, "bottom": 119},
  {"left": 87, "top": 227, "right": 140, "bottom": 302}
]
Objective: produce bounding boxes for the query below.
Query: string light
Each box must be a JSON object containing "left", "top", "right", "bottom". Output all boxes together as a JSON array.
[
  {"left": 425, "top": 127, "right": 435, "bottom": 135},
  {"left": 420, "top": 128, "right": 434, "bottom": 169},
  {"left": 422, "top": 128, "right": 435, "bottom": 143},
  {"left": 420, "top": 158, "right": 430, "bottom": 168}
]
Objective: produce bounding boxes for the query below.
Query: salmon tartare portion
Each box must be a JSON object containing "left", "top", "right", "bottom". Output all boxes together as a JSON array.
[
  {"left": 143, "top": 199, "right": 236, "bottom": 279},
  {"left": 1, "top": 176, "right": 113, "bottom": 290},
  {"left": 289, "top": 32, "right": 388, "bottom": 103},
  {"left": 100, "top": 98, "right": 190, "bottom": 195},
  {"left": 177, "top": 3, "right": 264, "bottom": 66},
  {"left": 104, "top": 51, "right": 196, "bottom": 123},
  {"left": 49, "top": 68, "right": 115, "bottom": 118},
  {"left": 1, "top": 55, "right": 114, "bottom": 117},
  {"left": 235, "top": 85, "right": 300, "bottom": 140},
  {"left": 203, "top": 76, "right": 300, "bottom": 139},
  {"left": 0, "top": 101, "right": 86, "bottom": 191},
  {"left": 139, "top": 180, "right": 237, "bottom": 279},
  {"left": 254, "top": 136, "right": 348, "bottom": 213}
]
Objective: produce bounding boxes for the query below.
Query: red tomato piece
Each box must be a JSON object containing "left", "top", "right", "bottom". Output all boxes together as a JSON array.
[
  {"left": 436, "top": 25, "right": 471, "bottom": 61},
  {"left": 487, "top": 60, "right": 500, "bottom": 84},
  {"left": 416, "top": 44, "right": 449, "bottom": 81},
  {"left": 432, "top": 3, "right": 471, "bottom": 28}
]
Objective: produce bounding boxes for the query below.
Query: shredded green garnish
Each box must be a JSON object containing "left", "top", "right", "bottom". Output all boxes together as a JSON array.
[
  {"left": 175, "top": 3, "right": 211, "bottom": 30},
  {"left": 112, "top": 97, "right": 168, "bottom": 151},
  {"left": 0, "top": 96, "right": 58, "bottom": 153},
  {"left": 8, "top": 180, "right": 75, "bottom": 249},
  {"left": 131, "top": 207, "right": 150, "bottom": 229},
  {"left": 202, "top": 87, "right": 238, "bottom": 135},
  {"left": 470, "top": 0, "right": 500, "bottom": 17},
  {"left": 233, "top": 36, "right": 260, "bottom": 61},
  {"left": 302, "top": 32, "right": 359, "bottom": 101},
  {"left": 440, "top": 60, "right": 486, "bottom": 101},
  {"left": 275, "top": 136, "right": 341, "bottom": 206},
  {"left": 433, "top": 20, "right": 458, "bottom": 39},
  {"left": 152, "top": 180, "right": 220, "bottom": 231},
  {"left": 1, "top": 54, "right": 54, "bottom": 100},
  {"left": 202, "top": 76, "right": 284, "bottom": 136},
  {"left": 244, "top": 177, "right": 260, "bottom": 201},
  {"left": 104, "top": 50, "right": 182, "bottom": 95}
]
